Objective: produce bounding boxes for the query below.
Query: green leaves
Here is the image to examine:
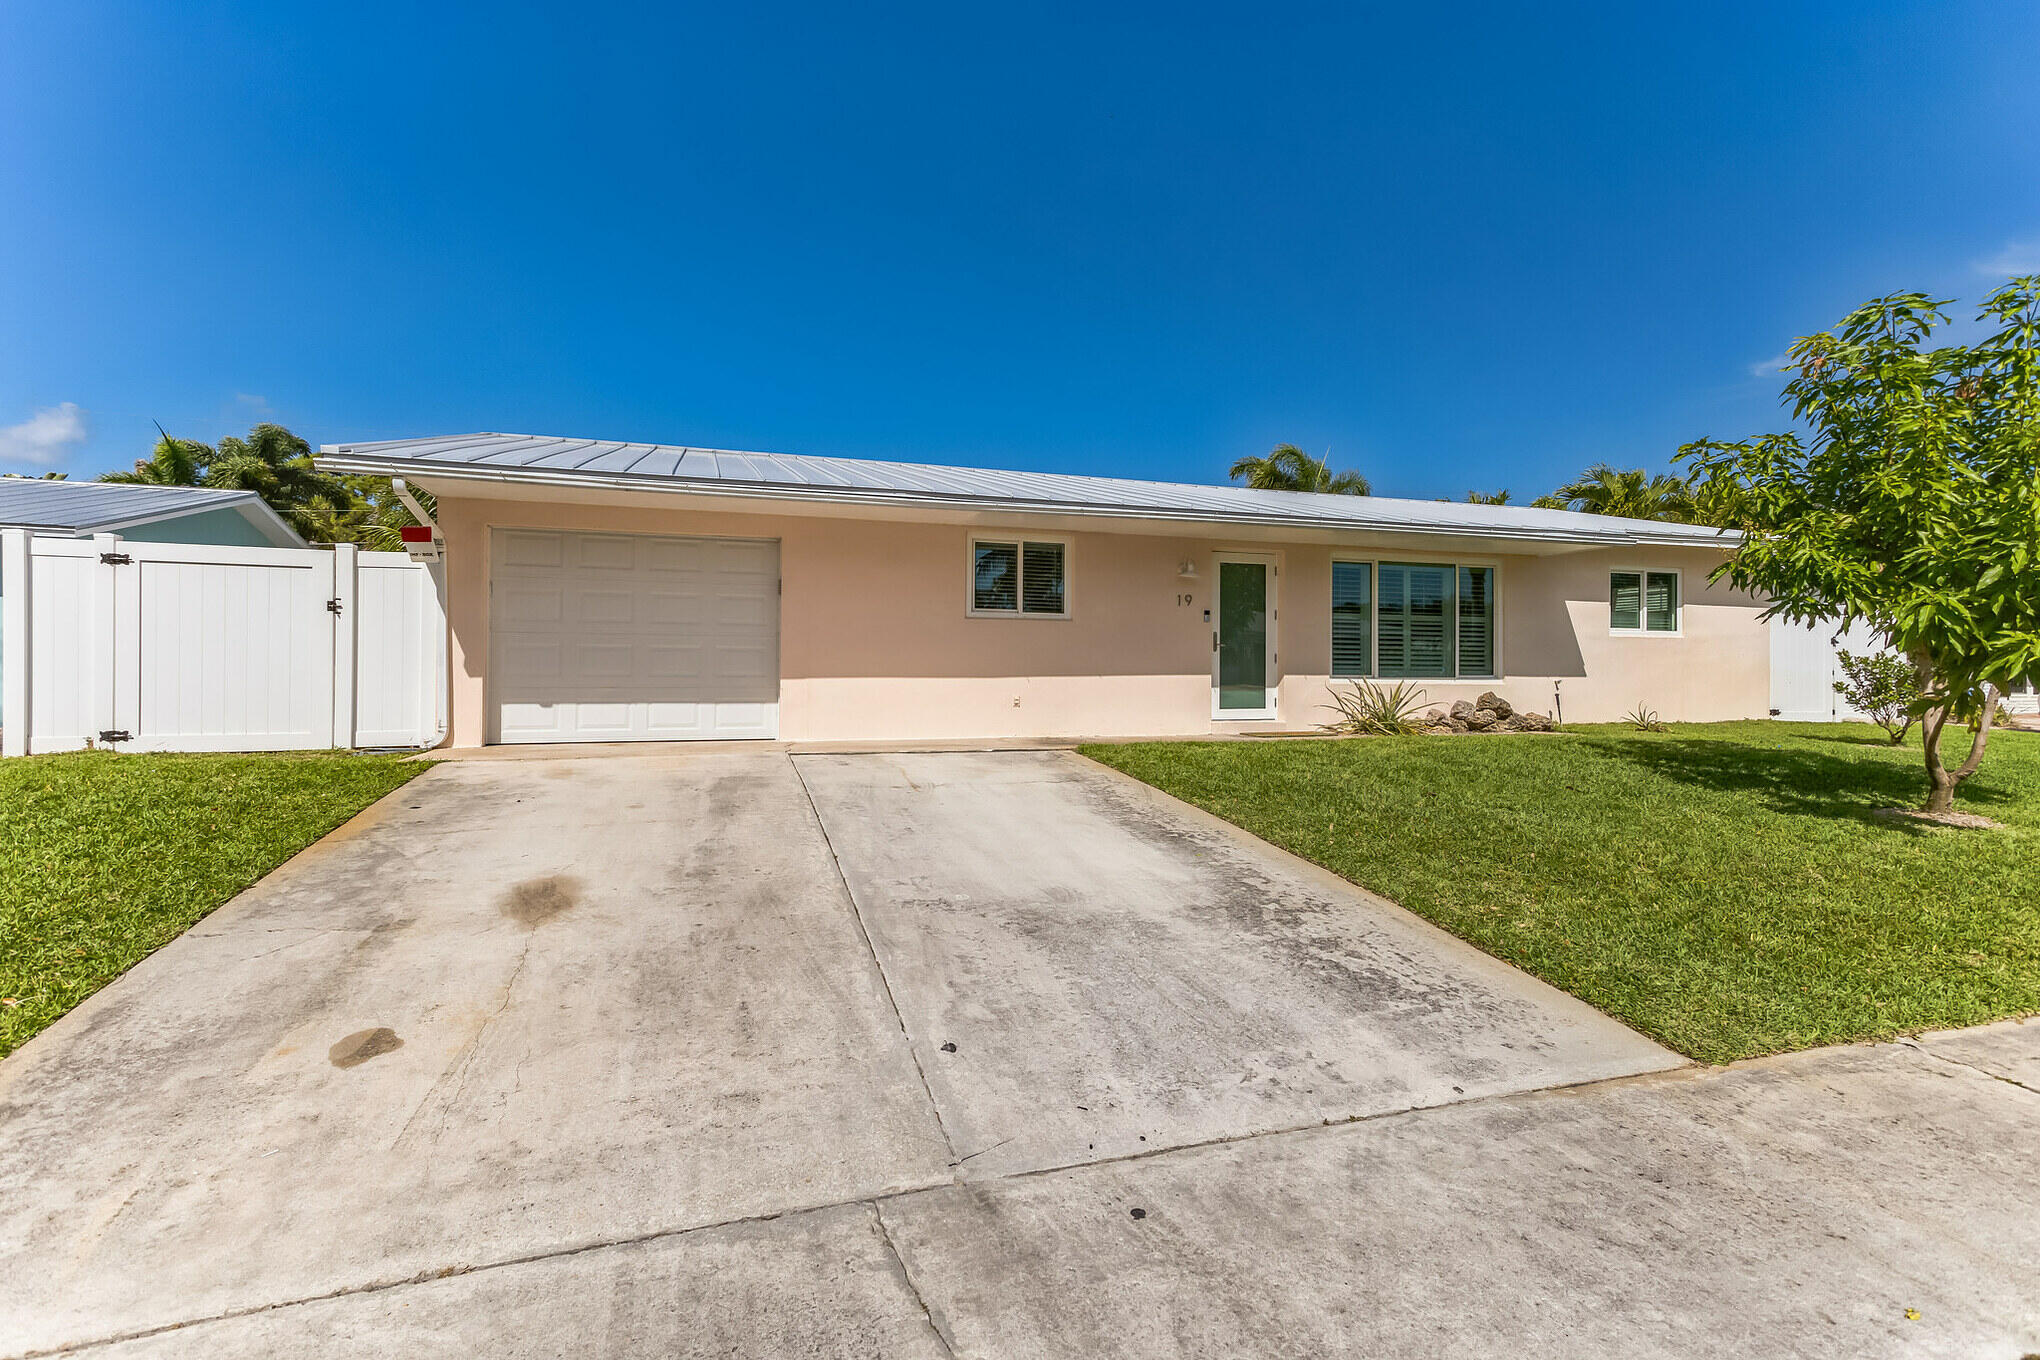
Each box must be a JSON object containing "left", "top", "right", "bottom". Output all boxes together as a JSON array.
[
  {"left": 1228, "top": 443, "right": 1372, "bottom": 496},
  {"left": 1541, "top": 462, "right": 1707, "bottom": 523},
  {"left": 98, "top": 422, "right": 430, "bottom": 546},
  {"left": 1681, "top": 278, "right": 2040, "bottom": 804}
]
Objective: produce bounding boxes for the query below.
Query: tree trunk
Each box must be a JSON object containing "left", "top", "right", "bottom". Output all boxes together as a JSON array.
[
  {"left": 1919, "top": 683, "right": 1999, "bottom": 814},
  {"left": 1921, "top": 704, "right": 1956, "bottom": 812}
]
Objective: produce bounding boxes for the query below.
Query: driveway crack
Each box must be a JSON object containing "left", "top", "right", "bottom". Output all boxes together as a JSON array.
[
  {"left": 869, "top": 1201, "right": 959, "bottom": 1359},
  {"left": 393, "top": 934, "right": 533, "bottom": 1150},
  {"left": 789, "top": 754, "right": 962, "bottom": 1168},
  {"left": 1899, "top": 1039, "right": 2039, "bottom": 1097}
]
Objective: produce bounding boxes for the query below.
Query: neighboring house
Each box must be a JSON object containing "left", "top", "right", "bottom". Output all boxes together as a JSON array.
[
  {"left": 320, "top": 433, "right": 1762, "bottom": 747},
  {"left": 0, "top": 479, "right": 306, "bottom": 675},
  {"left": 2009, "top": 678, "right": 2039, "bottom": 717},
  {"left": 0, "top": 479, "right": 305, "bottom": 549}
]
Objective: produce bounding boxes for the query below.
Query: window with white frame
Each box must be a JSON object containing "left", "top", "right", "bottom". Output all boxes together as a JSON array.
[
  {"left": 1331, "top": 559, "right": 1496, "bottom": 679},
  {"left": 1610, "top": 570, "right": 1679, "bottom": 634},
  {"left": 971, "top": 537, "right": 1067, "bottom": 616}
]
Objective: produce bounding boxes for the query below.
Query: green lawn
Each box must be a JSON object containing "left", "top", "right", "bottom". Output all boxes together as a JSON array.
[
  {"left": 1082, "top": 722, "right": 2040, "bottom": 1063},
  {"left": 1, "top": 751, "right": 429, "bottom": 1058}
]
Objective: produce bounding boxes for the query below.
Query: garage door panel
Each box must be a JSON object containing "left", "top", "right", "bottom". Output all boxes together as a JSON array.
[
  {"left": 576, "top": 589, "right": 638, "bottom": 626},
  {"left": 703, "top": 702, "right": 775, "bottom": 737},
  {"left": 490, "top": 530, "right": 779, "bottom": 743},
  {"left": 641, "top": 589, "right": 707, "bottom": 627},
  {"left": 573, "top": 535, "right": 640, "bottom": 570},
  {"left": 710, "top": 594, "right": 773, "bottom": 628},
  {"left": 643, "top": 643, "right": 708, "bottom": 680},
  {"left": 569, "top": 642, "right": 638, "bottom": 682},
  {"left": 713, "top": 541, "right": 778, "bottom": 575},
  {"left": 498, "top": 585, "right": 566, "bottom": 627},
  {"left": 713, "top": 642, "right": 777, "bottom": 685},
  {"left": 496, "top": 639, "right": 564, "bottom": 682},
  {"left": 642, "top": 538, "right": 710, "bottom": 573},
  {"left": 499, "top": 531, "right": 565, "bottom": 569}
]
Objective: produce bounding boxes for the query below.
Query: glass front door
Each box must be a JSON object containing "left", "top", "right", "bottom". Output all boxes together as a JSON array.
[{"left": 1215, "top": 557, "right": 1274, "bottom": 716}]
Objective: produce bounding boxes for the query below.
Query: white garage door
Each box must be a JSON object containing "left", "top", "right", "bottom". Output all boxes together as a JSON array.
[{"left": 490, "top": 529, "right": 779, "bottom": 743}]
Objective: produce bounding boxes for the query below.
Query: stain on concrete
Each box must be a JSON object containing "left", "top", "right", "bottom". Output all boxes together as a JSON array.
[
  {"left": 501, "top": 875, "right": 581, "bottom": 929},
  {"left": 329, "top": 1027, "right": 404, "bottom": 1068}
]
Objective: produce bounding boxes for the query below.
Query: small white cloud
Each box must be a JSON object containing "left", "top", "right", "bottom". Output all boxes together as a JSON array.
[
  {"left": 1974, "top": 239, "right": 2040, "bottom": 277},
  {"left": 234, "top": 392, "right": 271, "bottom": 412},
  {"left": 0, "top": 402, "right": 88, "bottom": 467},
  {"left": 1748, "top": 352, "right": 1795, "bottom": 378}
]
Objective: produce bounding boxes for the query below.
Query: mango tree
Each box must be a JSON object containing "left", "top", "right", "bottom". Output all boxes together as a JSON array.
[{"left": 1682, "top": 278, "right": 2040, "bottom": 813}]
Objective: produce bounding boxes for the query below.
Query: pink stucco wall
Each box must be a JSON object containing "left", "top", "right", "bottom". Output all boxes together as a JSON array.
[{"left": 435, "top": 494, "right": 1769, "bottom": 745}]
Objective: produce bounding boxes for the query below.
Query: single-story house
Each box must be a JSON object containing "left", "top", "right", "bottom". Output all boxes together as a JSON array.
[{"left": 319, "top": 433, "right": 1764, "bottom": 747}]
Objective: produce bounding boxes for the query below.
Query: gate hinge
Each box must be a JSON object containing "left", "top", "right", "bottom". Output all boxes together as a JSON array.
[
  {"left": 100, "top": 551, "right": 132, "bottom": 565},
  {"left": 326, "top": 597, "right": 344, "bottom": 615},
  {"left": 99, "top": 729, "right": 131, "bottom": 743}
]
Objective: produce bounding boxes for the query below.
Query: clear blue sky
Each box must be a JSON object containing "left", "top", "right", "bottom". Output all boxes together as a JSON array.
[{"left": 4, "top": 3, "right": 2037, "bottom": 497}]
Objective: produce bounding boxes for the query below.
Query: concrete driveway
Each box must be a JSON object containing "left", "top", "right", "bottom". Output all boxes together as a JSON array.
[{"left": 2, "top": 749, "right": 2036, "bottom": 1358}]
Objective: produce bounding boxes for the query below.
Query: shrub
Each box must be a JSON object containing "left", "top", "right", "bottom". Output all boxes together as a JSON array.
[
  {"left": 1624, "top": 703, "right": 1668, "bottom": 732},
  {"left": 1322, "top": 680, "right": 1429, "bottom": 736},
  {"left": 1834, "top": 649, "right": 1921, "bottom": 744}
]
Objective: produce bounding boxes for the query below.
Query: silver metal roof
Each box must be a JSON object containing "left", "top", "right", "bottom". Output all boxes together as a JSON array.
[
  {"left": 0, "top": 478, "right": 284, "bottom": 535},
  {"left": 320, "top": 432, "right": 1735, "bottom": 548}
]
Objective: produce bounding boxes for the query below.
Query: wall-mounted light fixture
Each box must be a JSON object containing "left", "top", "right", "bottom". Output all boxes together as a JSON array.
[{"left": 1176, "top": 560, "right": 1200, "bottom": 580}]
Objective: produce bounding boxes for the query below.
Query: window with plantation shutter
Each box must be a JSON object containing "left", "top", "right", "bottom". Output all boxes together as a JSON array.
[
  {"left": 1378, "top": 562, "right": 1456, "bottom": 678},
  {"left": 1610, "top": 572, "right": 1643, "bottom": 631},
  {"left": 1646, "top": 571, "right": 1679, "bottom": 632},
  {"left": 970, "top": 537, "right": 1068, "bottom": 616},
  {"left": 1378, "top": 563, "right": 1408, "bottom": 675},
  {"left": 1458, "top": 566, "right": 1494, "bottom": 677},
  {"left": 1331, "top": 561, "right": 1373, "bottom": 676},
  {"left": 1611, "top": 569, "right": 1679, "bottom": 634}
]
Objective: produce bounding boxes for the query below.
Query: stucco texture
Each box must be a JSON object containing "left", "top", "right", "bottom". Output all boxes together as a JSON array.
[{"left": 433, "top": 493, "right": 1767, "bottom": 745}]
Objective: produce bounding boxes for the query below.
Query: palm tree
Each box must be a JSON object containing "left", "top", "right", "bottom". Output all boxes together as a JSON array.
[
  {"left": 1464, "top": 489, "right": 1511, "bottom": 504},
  {"left": 1538, "top": 463, "right": 1697, "bottom": 522},
  {"left": 102, "top": 426, "right": 207, "bottom": 487},
  {"left": 1228, "top": 443, "right": 1370, "bottom": 495},
  {"left": 99, "top": 421, "right": 427, "bottom": 544}
]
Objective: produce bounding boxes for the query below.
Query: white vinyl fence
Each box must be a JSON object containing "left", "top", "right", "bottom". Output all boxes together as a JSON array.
[{"left": 2, "top": 530, "right": 444, "bottom": 756}]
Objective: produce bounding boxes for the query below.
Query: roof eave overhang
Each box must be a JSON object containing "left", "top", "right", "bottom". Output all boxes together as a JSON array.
[{"left": 317, "top": 453, "right": 1740, "bottom": 553}]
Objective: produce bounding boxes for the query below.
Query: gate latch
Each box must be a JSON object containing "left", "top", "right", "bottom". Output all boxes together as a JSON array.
[
  {"left": 98, "top": 729, "right": 131, "bottom": 743},
  {"left": 326, "top": 597, "right": 344, "bottom": 615},
  {"left": 100, "top": 552, "right": 131, "bottom": 565}
]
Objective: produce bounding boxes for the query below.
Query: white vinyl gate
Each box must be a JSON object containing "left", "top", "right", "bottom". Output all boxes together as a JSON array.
[
  {"left": 2, "top": 530, "right": 444, "bottom": 756},
  {"left": 1768, "top": 617, "right": 1887, "bottom": 723}
]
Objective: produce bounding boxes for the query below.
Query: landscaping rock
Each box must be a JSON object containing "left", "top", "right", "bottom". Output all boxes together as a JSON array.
[
  {"left": 1462, "top": 709, "right": 1498, "bottom": 731},
  {"left": 1449, "top": 699, "right": 1476, "bottom": 722},
  {"left": 1475, "top": 691, "right": 1514, "bottom": 719},
  {"left": 1422, "top": 708, "right": 1448, "bottom": 727},
  {"left": 1513, "top": 711, "right": 1555, "bottom": 732}
]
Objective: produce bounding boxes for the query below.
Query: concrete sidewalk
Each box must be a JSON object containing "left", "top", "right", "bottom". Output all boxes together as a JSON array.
[{"left": 61, "top": 1024, "right": 2040, "bottom": 1359}]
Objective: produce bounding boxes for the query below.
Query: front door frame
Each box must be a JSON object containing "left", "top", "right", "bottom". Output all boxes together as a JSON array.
[{"left": 1211, "top": 551, "right": 1279, "bottom": 720}]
